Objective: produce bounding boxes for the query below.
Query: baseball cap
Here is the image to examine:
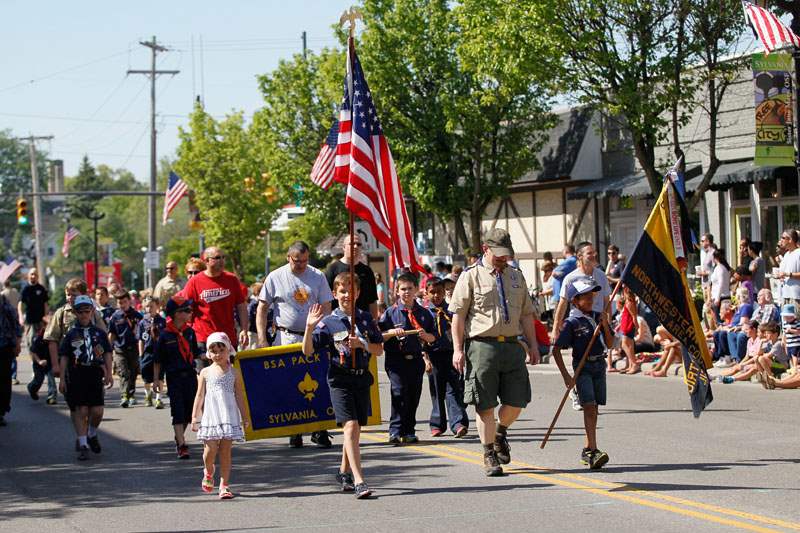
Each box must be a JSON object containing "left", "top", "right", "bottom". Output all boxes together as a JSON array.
[
  {"left": 165, "top": 294, "right": 193, "bottom": 317},
  {"left": 484, "top": 228, "right": 514, "bottom": 257},
  {"left": 781, "top": 303, "right": 797, "bottom": 317},
  {"left": 73, "top": 295, "right": 94, "bottom": 309},
  {"left": 206, "top": 331, "right": 236, "bottom": 357},
  {"left": 566, "top": 276, "right": 601, "bottom": 302}
]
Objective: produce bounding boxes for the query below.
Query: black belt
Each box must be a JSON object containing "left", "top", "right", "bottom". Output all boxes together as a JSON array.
[
  {"left": 388, "top": 352, "right": 421, "bottom": 360},
  {"left": 276, "top": 326, "right": 305, "bottom": 336},
  {"left": 331, "top": 366, "right": 368, "bottom": 376},
  {"left": 469, "top": 336, "right": 518, "bottom": 343}
]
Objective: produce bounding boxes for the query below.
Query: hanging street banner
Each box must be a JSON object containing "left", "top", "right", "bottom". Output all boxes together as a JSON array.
[
  {"left": 235, "top": 343, "right": 381, "bottom": 441},
  {"left": 753, "top": 52, "right": 795, "bottom": 167}
]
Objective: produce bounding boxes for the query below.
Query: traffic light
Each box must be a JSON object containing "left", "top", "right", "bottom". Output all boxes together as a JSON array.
[{"left": 16, "top": 198, "right": 29, "bottom": 226}]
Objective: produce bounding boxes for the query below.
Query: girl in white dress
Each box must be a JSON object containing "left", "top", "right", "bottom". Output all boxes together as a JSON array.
[{"left": 191, "top": 332, "right": 248, "bottom": 499}]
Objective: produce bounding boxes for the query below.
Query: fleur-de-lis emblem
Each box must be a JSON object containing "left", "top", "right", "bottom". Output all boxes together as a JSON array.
[{"left": 298, "top": 372, "right": 319, "bottom": 402}]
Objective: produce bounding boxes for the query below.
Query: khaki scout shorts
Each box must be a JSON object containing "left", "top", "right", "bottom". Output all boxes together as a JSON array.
[{"left": 464, "top": 340, "right": 531, "bottom": 411}]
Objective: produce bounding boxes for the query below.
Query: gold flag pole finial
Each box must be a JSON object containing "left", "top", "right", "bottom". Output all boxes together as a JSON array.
[{"left": 339, "top": 7, "right": 362, "bottom": 37}]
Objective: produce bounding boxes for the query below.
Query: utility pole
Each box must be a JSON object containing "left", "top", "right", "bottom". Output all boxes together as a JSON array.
[
  {"left": 21, "top": 135, "right": 53, "bottom": 280},
  {"left": 127, "top": 36, "right": 179, "bottom": 289},
  {"left": 301, "top": 31, "right": 307, "bottom": 59},
  {"left": 85, "top": 210, "right": 105, "bottom": 290}
]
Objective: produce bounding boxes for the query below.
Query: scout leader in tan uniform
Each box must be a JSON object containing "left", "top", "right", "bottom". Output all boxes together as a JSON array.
[
  {"left": 450, "top": 228, "right": 539, "bottom": 476},
  {"left": 45, "top": 278, "right": 107, "bottom": 378}
]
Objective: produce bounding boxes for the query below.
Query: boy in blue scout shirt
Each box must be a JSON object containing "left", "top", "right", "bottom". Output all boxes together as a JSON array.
[
  {"left": 425, "top": 279, "right": 469, "bottom": 438},
  {"left": 137, "top": 296, "right": 167, "bottom": 408},
  {"left": 303, "top": 272, "right": 384, "bottom": 499},
  {"left": 153, "top": 295, "right": 201, "bottom": 460},
  {"left": 108, "top": 291, "right": 143, "bottom": 408},
  {"left": 552, "top": 276, "right": 613, "bottom": 470},
  {"left": 379, "top": 272, "right": 437, "bottom": 444},
  {"left": 58, "top": 295, "right": 113, "bottom": 461}
]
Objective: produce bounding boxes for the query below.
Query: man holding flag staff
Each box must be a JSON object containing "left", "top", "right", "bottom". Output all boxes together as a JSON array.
[{"left": 450, "top": 228, "right": 539, "bottom": 476}]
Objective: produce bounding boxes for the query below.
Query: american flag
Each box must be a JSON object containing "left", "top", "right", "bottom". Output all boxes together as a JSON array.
[
  {"left": 742, "top": 1, "right": 800, "bottom": 53},
  {"left": 333, "top": 40, "right": 422, "bottom": 273},
  {"left": 162, "top": 171, "right": 188, "bottom": 225},
  {"left": 310, "top": 121, "right": 339, "bottom": 190},
  {"left": 0, "top": 259, "right": 21, "bottom": 284},
  {"left": 62, "top": 226, "right": 80, "bottom": 258}
]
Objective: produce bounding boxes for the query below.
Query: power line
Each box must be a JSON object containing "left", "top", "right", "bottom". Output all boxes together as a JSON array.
[{"left": 0, "top": 50, "right": 130, "bottom": 93}]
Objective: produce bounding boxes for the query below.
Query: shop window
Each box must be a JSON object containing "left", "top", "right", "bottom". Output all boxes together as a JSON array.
[
  {"left": 759, "top": 179, "right": 778, "bottom": 199},
  {"left": 618, "top": 197, "right": 634, "bottom": 209},
  {"left": 762, "top": 205, "right": 779, "bottom": 262},
  {"left": 784, "top": 204, "right": 800, "bottom": 230},
  {"left": 414, "top": 208, "right": 435, "bottom": 255},
  {"left": 732, "top": 183, "right": 750, "bottom": 201},
  {"left": 781, "top": 171, "right": 799, "bottom": 197}
]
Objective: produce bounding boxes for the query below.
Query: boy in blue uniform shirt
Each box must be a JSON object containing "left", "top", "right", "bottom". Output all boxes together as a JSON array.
[
  {"left": 303, "top": 272, "right": 384, "bottom": 499},
  {"left": 153, "top": 295, "right": 201, "bottom": 459},
  {"left": 379, "top": 273, "right": 437, "bottom": 444},
  {"left": 137, "top": 296, "right": 167, "bottom": 408},
  {"left": 425, "top": 279, "right": 468, "bottom": 438},
  {"left": 108, "top": 291, "right": 143, "bottom": 408},
  {"left": 58, "top": 295, "right": 113, "bottom": 461},
  {"left": 552, "top": 276, "right": 612, "bottom": 470}
]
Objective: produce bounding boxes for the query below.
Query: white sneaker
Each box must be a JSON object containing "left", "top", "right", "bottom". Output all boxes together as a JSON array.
[
  {"left": 570, "top": 388, "right": 583, "bottom": 411},
  {"left": 713, "top": 356, "right": 734, "bottom": 368}
]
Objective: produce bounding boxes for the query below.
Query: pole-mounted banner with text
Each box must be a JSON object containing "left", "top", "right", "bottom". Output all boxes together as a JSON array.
[{"left": 752, "top": 52, "right": 795, "bottom": 167}]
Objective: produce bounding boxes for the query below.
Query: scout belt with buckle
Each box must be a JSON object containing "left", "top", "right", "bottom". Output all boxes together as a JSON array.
[{"left": 469, "top": 335, "right": 516, "bottom": 343}]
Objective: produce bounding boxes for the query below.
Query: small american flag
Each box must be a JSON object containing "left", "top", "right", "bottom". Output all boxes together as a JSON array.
[
  {"left": 310, "top": 122, "right": 339, "bottom": 190},
  {"left": 742, "top": 1, "right": 800, "bottom": 53},
  {"left": 62, "top": 226, "right": 80, "bottom": 258},
  {"left": 162, "top": 171, "right": 188, "bottom": 225},
  {"left": 333, "top": 39, "right": 422, "bottom": 274}
]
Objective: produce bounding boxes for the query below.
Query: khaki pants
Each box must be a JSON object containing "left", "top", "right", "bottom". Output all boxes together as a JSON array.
[{"left": 114, "top": 346, "right": 140, "bottom": 398}]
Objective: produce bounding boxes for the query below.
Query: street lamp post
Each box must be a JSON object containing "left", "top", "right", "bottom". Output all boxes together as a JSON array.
[{"left": 85, "top": 210, "right": 105, "bottom": 290}]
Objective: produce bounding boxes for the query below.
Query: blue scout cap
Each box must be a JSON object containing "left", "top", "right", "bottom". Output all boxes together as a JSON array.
[
  {"left": 566, "top": 276, "right": 601, "bottom": 302},
  {"left": 781, "top": 303, "right": 796, "bottom": 317},
  {"left": 165, "top": 294, "right": 193, "bottom": 317},
  {"left": 73, "top": 295, "right": 94, "bottom": 309}
]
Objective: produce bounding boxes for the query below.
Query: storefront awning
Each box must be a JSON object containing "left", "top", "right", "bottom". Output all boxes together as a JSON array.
[
  {"left": 684, "top": 160, "right": 780, "bottom": 191},
  {"left": 568, "top": 165, "right": 702, "bottom": 199}
]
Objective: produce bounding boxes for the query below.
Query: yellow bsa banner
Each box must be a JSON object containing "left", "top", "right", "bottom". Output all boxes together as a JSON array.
[{"left": 234, "top": 343, "right": 381, "bottom": 441}]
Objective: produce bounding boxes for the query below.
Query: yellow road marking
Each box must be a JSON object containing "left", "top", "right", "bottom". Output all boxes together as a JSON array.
[{"left": 362, "top": 433, "right": 798, "bottom": 533}]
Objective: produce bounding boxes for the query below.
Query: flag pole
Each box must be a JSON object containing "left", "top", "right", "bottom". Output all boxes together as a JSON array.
[{"left": 540, "top": 278, "right": 624, "bottom": 449}]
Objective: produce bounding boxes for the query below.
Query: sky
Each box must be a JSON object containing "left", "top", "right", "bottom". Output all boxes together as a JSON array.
[{"left": 2, "top": 0, "right": 352, "bottom": 181}]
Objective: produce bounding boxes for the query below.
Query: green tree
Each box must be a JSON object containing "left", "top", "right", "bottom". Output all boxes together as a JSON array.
[
  {"left": 174, "top": 104, "right": 281, "bottom": 277},
  {"left": 0, "top": 130, "right": 47, "bottom": 244},
  {"left": 65, "top": 155, "right": 114, "bottom": 217},
  {"left": 354, "top": 0, "right": 558, "bottom": 250},
  {"left": 252, "top": 48, "right": 349, "bottom": 240}
]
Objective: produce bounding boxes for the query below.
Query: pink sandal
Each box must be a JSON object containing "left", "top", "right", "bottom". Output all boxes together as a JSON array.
[
  {"left": 219, "top": 485, "right": 234, "bottom": 500},
  {"left": 201, "top": 469, "right": 214, "bottom": 493}
]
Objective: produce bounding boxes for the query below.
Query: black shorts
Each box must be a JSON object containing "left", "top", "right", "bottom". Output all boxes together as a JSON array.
[
  {"left": 139, "top": 360, "right": 165, "bottom": 384},
  {"left": 65, "top": 365, "right": 105, "bottom": 411},
  {"left": 328, "top": 371, "right": 373, "bottom": 426},
  {"left": 166, "top": 370, "right": 198, "bottom": 426}
]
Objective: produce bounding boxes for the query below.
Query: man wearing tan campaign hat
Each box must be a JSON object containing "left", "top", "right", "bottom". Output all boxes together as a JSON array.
[{"left": 449, "top": 227, "right": 539, "bottom": 477}]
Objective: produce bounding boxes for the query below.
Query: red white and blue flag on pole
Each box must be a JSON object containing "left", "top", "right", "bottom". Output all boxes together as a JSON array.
[
  {"left": 162, "top": 171, "right": 188, "bottom": 225},
  {"left": 62, "top": 226, "right": 80, "bottom": 258},
  {"left": 742, "top": 1, "right": 800, "bottom": 53},
  {"left": 332, "top": 39, "right": 422, "bottom": 273},
  {"left": 310, "top": 121, "right": 339, "bottom": 190}
]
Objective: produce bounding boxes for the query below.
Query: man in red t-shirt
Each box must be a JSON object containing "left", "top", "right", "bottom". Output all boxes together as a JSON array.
[{"left": 179, "top": 247, "right": 248, "bottom": 358}]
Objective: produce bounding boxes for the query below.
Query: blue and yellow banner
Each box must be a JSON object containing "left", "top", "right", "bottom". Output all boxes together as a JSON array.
[
  {"left": 234, "top": 343, "right": 382, "bottom": 440},
  {"left": 621, "top": 181, "right": 713, "bottom": 417}
]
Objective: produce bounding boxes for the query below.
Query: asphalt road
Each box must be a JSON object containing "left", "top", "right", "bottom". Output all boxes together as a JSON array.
[{"left": 2, "top": 357, "right": 799, "bottom": 533}]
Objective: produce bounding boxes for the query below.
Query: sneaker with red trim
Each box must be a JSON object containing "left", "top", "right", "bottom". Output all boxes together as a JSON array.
[
  {"left": 430, "top": 428, "right": 444, "bottom": 437},
  {"left": 177, "top": 444, "right": 190, "bottom": 459}
]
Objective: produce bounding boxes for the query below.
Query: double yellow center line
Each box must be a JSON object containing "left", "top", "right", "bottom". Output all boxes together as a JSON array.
[{"left": 361, "top": 433, "right": 800, "bottom": 532}]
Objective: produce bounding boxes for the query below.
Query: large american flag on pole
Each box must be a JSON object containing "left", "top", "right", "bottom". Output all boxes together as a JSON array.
[
  {"left": 742, "top": 1, "right": 800, "bottom": 53},
  {"left": 162, "top": 171, "right": 188, "bottom": 225},
  {"left": 310, "top": 121, "right": 339, "bottom": 190},
  {"left": 62, "top": 225, "right": 80, "bottom": 258},
  {"left": 333, "top": 39, "right": 422, "bottom": 273}
]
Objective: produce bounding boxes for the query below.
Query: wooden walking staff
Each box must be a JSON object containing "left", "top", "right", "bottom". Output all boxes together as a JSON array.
[
  {"left": 342, "top": 8, "right": 362, "bottom": 368},
  {"left": 539, "top": 278, "right": 624, "bottom": 449}
]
